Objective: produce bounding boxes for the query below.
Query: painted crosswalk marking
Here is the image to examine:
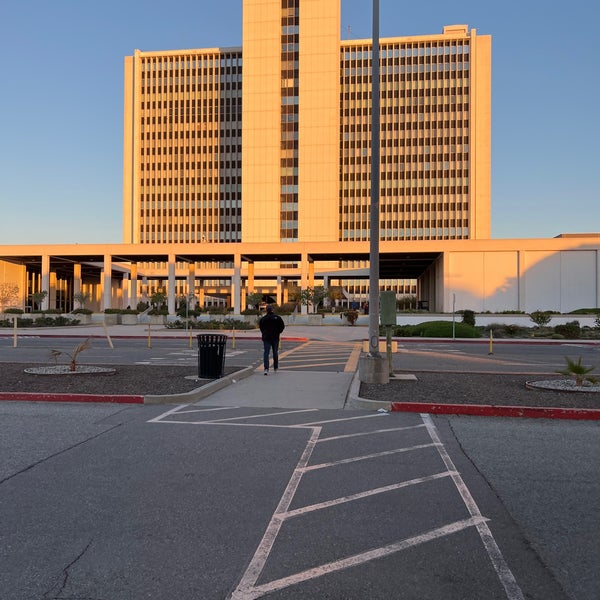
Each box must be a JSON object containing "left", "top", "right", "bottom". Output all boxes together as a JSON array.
[{"left": 149, "top": 406, "right": 524, "bottom": 599}]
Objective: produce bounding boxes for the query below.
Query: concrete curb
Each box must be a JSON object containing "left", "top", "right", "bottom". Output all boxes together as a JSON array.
[
  {"left": 0, "top": 392, "right": 144, "bottom": 404},
  {"left": 345, "top": 369, "right": 392, "bottom": 411},
  {"left": 143, "top": 366, "right": 255, "bottom": 404},
  {"left": 345, "top": 370, "right": 600, "bottom": 420},
  {"left": 390, "top": 401, "right": 600, "bottom": 421}
]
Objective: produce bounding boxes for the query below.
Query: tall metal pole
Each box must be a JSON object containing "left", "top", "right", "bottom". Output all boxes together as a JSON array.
[{"left": 368, "top": 0, "right": 381, "bottom": 356}]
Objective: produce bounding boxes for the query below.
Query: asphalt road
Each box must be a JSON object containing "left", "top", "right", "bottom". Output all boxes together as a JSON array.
[
  {"left": 2, "top": 334, "right": 599, "bottom": 375},
  {"left": 2, "top": 400, "right": 598, "bottom": 599}
]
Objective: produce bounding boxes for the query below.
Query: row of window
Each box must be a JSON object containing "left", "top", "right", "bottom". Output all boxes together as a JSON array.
[
  {"left": 140, "top": 86, "right": 242, "bottom": 96},
  {"left": 341, "top": 187, "right": 469, "bottom": 196},
  {"left": 142, "top": 73, "right": 242, "bottom": 84},
  {"left": 344, "top": 202, "right": 468, "bottom": 212},
  {"left": 141, "top": 56, "right": 242, "bottom": 71},
  {"left": 341, "top": 228, "right": 470, "bottom": 239},
  {"left": 140, "top": 131, "right": 241, "bottom": 142},
  {"left": 343, "top": 63, "right": 470, "bottom": 79},
  {"left": 343, "top": 44, "right": 470, "bottom": 62}
]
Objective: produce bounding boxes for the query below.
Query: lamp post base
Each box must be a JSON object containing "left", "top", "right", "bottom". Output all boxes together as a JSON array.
[{"left": 359, "top": 353, "right": 389, "bottom": 384}]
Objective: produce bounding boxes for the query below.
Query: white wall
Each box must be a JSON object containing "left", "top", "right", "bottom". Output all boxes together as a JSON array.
[{"left": 445, "top": 249, "right": 598, "bottom": 313}]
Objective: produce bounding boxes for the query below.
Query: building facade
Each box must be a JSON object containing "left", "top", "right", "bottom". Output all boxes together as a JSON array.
[{"left": 123, "top": 0, "right": 491, "bottom": 248}]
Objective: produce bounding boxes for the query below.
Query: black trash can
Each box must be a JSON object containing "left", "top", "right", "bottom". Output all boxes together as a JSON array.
[{"left": 197, "top": 334, "right": 227, "bottom": 378}]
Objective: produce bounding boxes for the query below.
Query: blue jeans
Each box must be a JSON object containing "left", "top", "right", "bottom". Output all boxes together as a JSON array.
[{"left": 263, "top": 339, "right": 279, "bottom": 371}]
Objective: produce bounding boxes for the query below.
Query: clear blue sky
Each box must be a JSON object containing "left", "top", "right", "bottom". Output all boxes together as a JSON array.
[{"left": 0, "top": 0, "right": 598, "bottom": 245}]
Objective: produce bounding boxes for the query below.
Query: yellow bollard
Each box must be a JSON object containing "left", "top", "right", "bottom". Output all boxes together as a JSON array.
[
  {"left": 189, "top": 327, "right": 193, "bottom": 349},
  {"left": 13, "top": 314, "right": 18, "bottom": 348},
  {"left": 488, "top": 329, "right": 493, "bottom": 355},
  {"left": 147, "top": 321, "right": 152, "bottom": 349},
  {"left": 231, "top": 328, "right": 236, "bottom": 350}
]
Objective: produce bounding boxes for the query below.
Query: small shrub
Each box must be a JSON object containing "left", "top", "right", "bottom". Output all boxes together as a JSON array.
[
  {"left": 4, "top": 308, "right": 23, "bottom": 314},
  {"left": 137, "top": 301, "right": 150, "bottom": 312},
  {"left": 461, "top": 309, "right": 476, "bottom": 327},
  {"left": 391, "top": 324, "right": 418, "bottom": 337},
  {"left": 529, "top": 310, "right": 552, "bottom": 327},
  {"left": 72, "top": 308, "right": 93, "bottom": 315},
  {"left": 483, "top": 323, "right": 526, "bottom": 338},
  {"left": 345, "top": 310, "right": 359, "bottom": 325},
  {"left": 554, "top": 320, "right": 581, "bottom": 339},
  {"left": 556, "top": 356, "right": 598, "bottom": 386},
  {"left": 53, "top": 316, "right": 71, "bottom": 326}
]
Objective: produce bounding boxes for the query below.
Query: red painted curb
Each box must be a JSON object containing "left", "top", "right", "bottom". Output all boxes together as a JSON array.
[
  {"left": 0, "top": 392, "right": 144, "bottom": 404},
  {"left": 390, "top": 402, "right": 600, "bottom": 420}
]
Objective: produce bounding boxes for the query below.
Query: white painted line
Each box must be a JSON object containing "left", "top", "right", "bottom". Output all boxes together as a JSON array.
[
  {"left": 318, "top": 423, "right": 426, "bottom": 443},
  {"left": 149, "top": 419, "right": 306, "bottom": 430},
  {"left": 296, "top": 413, "right": 386, "bottom": 427},
  {"left": 205, "top": 409, "right": 318, "bottom": 423},
  {"left": 229, "top": 426, "right": 322, "bottom": 600},
  {"left": 421, "top": 413, "right": 525, "bottom": 600},
  {"left": 170, "top": 406, "right": 239, "bottom": 415},
  {"left": 302, "top": 443, "right": 437, "bottom": 472},
  {"left": 282, "top": 471, "right": 454, "bottom": 519},
  {"left": 241, "top": 517, "right": 488, "bottom": 600},
  {"left": 147, "top": 404, "right": 188, "bottom": 423},
  {"left": 276, "top": 361, "right": 350, "bottom": 369}
]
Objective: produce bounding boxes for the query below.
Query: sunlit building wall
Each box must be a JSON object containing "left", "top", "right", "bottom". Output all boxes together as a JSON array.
[{"left": 123, "top": 1, "right": 490, "bottom": 250}]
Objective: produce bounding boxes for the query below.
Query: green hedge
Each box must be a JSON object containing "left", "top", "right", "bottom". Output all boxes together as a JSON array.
[{"left": 391, "top": 321, "right": 481, "bottom": 338}]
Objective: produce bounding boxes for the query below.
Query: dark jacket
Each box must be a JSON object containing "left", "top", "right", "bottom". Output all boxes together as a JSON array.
[{"left": 259, "top": 311, "right": 285, "bottom": 342}]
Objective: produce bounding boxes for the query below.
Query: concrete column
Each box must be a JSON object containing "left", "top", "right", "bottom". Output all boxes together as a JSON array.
[
  {"left": 300, "top": 253, "right": 309, "bottom": 315},
  {"left": 232, "top": 253, "right": 241, "bottom": 314},
  {"left": 167, "top": 254, "right": 176, "bottom": 314},
  {"left": 188, "top": 262, "right": 196, "bottom": 308},
  {"left": 129, "top": 263, "right": 138, "bottom": 309},
  {"left": 41, "top": 255, "right": 50, "bottom": 311},
  {"left": 103, "top": 254, "right": 112, "bottom": 310},
  {"left": 283, "top": 280, "right": 289, "bottom": 304},
  {"left": 198, "top": 286, "right": 205, "bottom": 310},
  {"left": 49, "top": 272, "right": 57, "bottom": 310},
  {"left": 276, "top": 276, "right": 282, "bottom": 306},
  {"left": 247, "top": 261, "right": 255, "bottom": 292},
  {"left": 73, "top": 264, "right": 82, "bottom": 297},
  {"left": 122, "top": 274, "right": 130, "bottom": 308}
]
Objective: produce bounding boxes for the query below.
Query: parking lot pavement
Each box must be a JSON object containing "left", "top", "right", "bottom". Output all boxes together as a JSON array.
[{"left": 2, "top": 399, "right": 571, "bottom": 600}]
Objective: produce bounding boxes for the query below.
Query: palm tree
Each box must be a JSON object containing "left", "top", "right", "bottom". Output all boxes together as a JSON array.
[{"left": 556, "top": 356, "right": 598, "bottom": 387}]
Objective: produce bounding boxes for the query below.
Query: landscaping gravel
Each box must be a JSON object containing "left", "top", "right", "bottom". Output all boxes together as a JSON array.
[
  {"left": 360, "top": 372, "right": 600, "bottom": 410},
  {"left": 0, "top": 363, "right": 598, "bottom": 409},
  {"left": 0, "top": 363, "right": 242, "bottom": 397}
]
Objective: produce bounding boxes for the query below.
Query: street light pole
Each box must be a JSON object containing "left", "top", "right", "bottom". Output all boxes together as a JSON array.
[
  {"left": 368, "top": 0, "right": 381, "bottom": 357},
  {"left": 359, "top": 0, "right": 388, "bottom": 384}
]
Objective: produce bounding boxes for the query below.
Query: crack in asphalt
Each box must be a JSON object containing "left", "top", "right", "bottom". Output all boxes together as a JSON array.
[
  {"left": 0, "top": 423, "right": 122, "bottom": 486},
  {"left": 43, "top": 540, "right": 94, "bottom": 599}
]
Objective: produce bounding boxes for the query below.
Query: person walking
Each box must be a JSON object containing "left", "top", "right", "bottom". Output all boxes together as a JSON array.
[{"left": 259, "top": 304, "right": 285, "bottom": 375}]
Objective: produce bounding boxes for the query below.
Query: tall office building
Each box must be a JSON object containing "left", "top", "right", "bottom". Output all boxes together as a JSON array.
[{"left": 123, "top": 0, "right": 491, "bottom": 247}]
